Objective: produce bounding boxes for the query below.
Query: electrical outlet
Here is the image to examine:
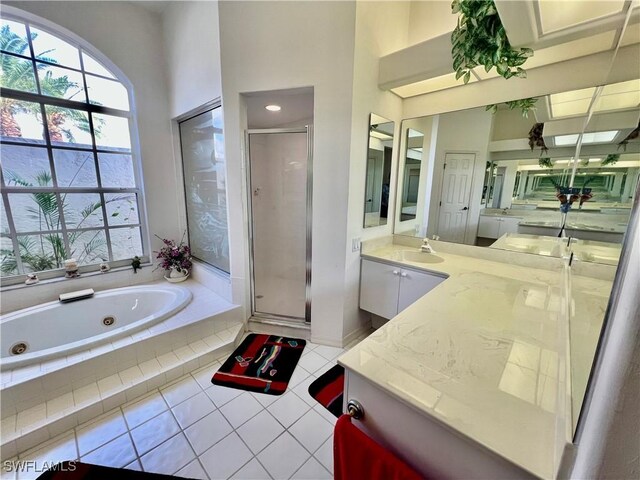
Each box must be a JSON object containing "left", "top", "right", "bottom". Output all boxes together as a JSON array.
[{"left": 352, "top": 237, "right": 361, "bottom": 252}]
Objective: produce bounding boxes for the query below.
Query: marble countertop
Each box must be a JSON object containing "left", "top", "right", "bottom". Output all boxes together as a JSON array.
[
  {"left": 481, "top": 209, "right": 629, "bottom": 234},
  {"left": 339, "top": 240, "right": 610, "bottom": 479}
]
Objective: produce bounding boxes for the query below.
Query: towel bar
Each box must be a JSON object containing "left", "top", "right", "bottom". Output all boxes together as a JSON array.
[{"left": 347, "top": 399, "right": 364, "bottom": 420}]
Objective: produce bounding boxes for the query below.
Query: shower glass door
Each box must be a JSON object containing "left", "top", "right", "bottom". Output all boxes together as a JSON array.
[{"left": 248, "top": 129, "right": 311, "bottom": 322}]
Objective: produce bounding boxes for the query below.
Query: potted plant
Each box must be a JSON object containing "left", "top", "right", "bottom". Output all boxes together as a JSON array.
[
  {"left": 155, "top": 233, "right": 193, "bottom": 283},
  {"left": 451, "top": 0, "right": 534, "bottom": 84}
]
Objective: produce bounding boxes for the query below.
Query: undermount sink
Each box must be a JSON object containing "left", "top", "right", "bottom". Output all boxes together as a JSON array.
[{"left": 391, "top": 250, "right": 445, "bottom": 264}]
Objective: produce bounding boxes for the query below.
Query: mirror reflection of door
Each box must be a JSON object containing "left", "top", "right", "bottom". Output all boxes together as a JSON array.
[
  {"left": 437, "top": 152, "right": 476, "bottom": 243},
  {"left": 364, "top": 113, "right": 395, "bottom": 228}
]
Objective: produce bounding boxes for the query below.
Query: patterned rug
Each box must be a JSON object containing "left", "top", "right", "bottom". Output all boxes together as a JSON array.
[
  {"left": 212, "top": 334, "right": 306, "bottom": 395},
  {"left": 308, "top": 364, "right": 345, "bottom": 418}
]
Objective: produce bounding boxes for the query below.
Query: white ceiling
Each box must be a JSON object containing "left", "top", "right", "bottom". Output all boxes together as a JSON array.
[{"left": 244, "top": 87, "right": 314, "bottom": 129}]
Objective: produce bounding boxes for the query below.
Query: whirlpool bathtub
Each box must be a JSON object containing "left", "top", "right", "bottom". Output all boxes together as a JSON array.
[{"left": 1, "top": 284, "right": 192, "bottom": 370}]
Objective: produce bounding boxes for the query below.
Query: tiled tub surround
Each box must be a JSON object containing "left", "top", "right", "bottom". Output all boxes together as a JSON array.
[
  {"left": 0, "top": 280, "right": 243, "bottom": 460},
  {"left": 1, "top": 340, "right": 346, "bottom": 480},
  {"left": 342, "top": 236, "right": 613, "bottom": 479}
]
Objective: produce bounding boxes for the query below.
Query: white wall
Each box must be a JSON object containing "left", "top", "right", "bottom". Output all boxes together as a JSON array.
[
  {"left": 161, "top": 1, "right": 222, "bottom": 118},
  {"left": 407, "top": 0, "right": 457, "bottom": 47},
  {"left": 217, "top": 1, "right": 357, "bottom": 344},
  {"left": 426, "top": 108, "right": 493, "bottom": 244},
  {"left": 3, "top": 1, "right": 180, "bottom": 283},
  {"left": 342, "top": 1, "right": 409, "bottom": 342}
]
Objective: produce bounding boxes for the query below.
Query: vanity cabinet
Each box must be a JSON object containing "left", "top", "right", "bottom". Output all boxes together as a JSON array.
[
  {"left": 360, "top": 259, "right": 445, "bottom": 319},
  {"left": 477, "top": 215, "right": 522, "bottom": 239}
]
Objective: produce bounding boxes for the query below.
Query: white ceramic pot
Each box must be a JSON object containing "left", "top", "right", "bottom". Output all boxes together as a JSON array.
[{"left": 164, "top": 267, "right": 189, "bottom": 283}]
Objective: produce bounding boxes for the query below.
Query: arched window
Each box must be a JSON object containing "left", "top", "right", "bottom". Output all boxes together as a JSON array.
[{"left": 0, "top": 12, "right": 147, "bottom": 282}]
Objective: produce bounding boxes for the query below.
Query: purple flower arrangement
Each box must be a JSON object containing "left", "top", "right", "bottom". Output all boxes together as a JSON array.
[{"left": 154, "top": 233, "right": 193, "bottom": 274}]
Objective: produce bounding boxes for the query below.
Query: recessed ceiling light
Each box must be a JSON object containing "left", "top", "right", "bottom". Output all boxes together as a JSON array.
[
  {"left": 265, "top": 105, "right": 281, "bottom": 112},
  {"left": 554, "top": 130, "right": 619, "bottom": 146}
]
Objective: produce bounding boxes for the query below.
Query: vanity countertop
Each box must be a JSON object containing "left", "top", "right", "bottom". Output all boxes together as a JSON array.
[
  {"left": 480, "top": 209, "right": 628, "bottom": 234},
  {"left": 339, "top": 242, "right": 613, "bottom": 479}
]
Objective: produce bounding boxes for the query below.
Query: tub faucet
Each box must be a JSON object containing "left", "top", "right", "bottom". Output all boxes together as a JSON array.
[{"left": 420, "top": 238, "right": 436, "bottom": 254}]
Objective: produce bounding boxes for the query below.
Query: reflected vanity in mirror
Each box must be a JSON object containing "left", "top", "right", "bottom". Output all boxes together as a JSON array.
[
  {"left": 394, "top": 78, "right": 639, "bottom": 267},
  {"left": 364, "top": 114, "right": 394, "bottom": 228},
  {"left": 390, "top": 76, "right": 639, "bottom": 438}
]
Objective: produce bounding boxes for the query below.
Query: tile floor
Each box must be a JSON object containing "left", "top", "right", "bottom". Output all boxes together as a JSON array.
[{"left": 3, "top": 340, "right": 347, "bottom": 480}]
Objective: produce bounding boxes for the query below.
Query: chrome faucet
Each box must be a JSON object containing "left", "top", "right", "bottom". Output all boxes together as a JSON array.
[{"left": 420, "top": 238, "right": 436, "bottom": 254}]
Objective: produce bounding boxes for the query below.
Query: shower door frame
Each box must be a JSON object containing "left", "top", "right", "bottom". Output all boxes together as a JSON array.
[{"left": 244, "top": 126, "right": 313, "bottom": 324}]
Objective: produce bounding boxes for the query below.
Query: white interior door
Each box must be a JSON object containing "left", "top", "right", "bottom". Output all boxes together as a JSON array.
[{"left": 437, "top": 152, "right": 476, "bottom": 243}]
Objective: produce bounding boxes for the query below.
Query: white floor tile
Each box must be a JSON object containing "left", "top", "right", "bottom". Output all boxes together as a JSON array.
[
  {"left": 236, "top": 410, "right": 285, "bottom": 455},
  {"left": 287, "top": 365, "right": 311, "bottom": 388},
  {"left": 19, "top": 432, "right": 77, "bottom": 465},
  {"left": 140, "top": 433, "right": 194, "bottom": 475},
  {"left": 267, "top": 391, "right": 310, "bottom": 428},
  {"left": 161, "top": 376, "right": 202, "bottom": 407},
  {"left": 125, "top": 459, "right": 142, "bottom": 471},
  {"left": 251, "top": 391, "right": 279, "bottom": 408},
  {"left": 313, "top": 403, "right": 339, "bottom": 426},
  {"left": 292, "top": 374, "right": 319, "bottom": 407},
  {"left": 184, "top": 410, "right": 233, "bottom": 455},
  {"left": 199, "top": 432, "right": 253, "bottom": 480},
  {"left": 76, "top": 410, "right": 128, "bottom": 456},
  {"left": 256, "top": 432, "right": 310, "bottom": 480},
  {"left": 176, "top": 459, "right": 208, "bottom": 480},
  {"left": 122, "top": 391, "right": 167, "bottom": 429},
  {"left": 219, "top": 392, "right": 263, "bottom": 428},
  {"left": 289, "top": 410, "right": 333, "bottom": 453},
  {"left": 205, "top": 384, "right": 242, "bottom": 408},
  {"left": 130, "top": 410, "right": 180, "bottom": 456},
  {"left": 291, "top": 456, "right": 332, "bottom": 479},
  {"left": 313, "top": 345, "right": 344, "bottom": 361},
  {"left": 314, "top": 437, "right": 334, "bottom": 474},
  {"left": 229, "top": 458, "right": 271, "bottom": 480},
  {"left": 80, "top": 433, "right": 136, "bottom": 468},
  {"left": 191, "top": 363, "right": 219, "bottom": 389},
  {"left": 298, "top": 352, "right": 329, "bottom": 374},
  {"left": 172, "top": 391, "right": 216, "bottom": 429}
]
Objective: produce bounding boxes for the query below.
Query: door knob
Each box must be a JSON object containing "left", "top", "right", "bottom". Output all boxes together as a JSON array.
[
  {"left": 392, "top": 270, "right": 399, "bottom": 275},
  {"left": 400, "top": 272, "right": 407, "bottom": 277},
  {"left": 462, "top": 206, "right": 468, "bottom": 210}
]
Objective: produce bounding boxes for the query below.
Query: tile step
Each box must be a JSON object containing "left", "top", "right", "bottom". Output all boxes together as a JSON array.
[{"left": 0, "top": 324, "right": 244, "bottom": 461}]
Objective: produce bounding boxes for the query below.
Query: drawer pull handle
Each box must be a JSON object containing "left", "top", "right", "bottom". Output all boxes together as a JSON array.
[{"left": 347, "top": 399, "right": 365, "bottom": 420}]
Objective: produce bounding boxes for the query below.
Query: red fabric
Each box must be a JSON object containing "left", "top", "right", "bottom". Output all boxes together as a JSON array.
[{"left": 334, "top": 414, "right": 425, "bottom": 480}]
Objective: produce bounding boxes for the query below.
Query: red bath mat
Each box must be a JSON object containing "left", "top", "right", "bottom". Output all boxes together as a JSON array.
[
  {"left": 212, "top": 334, "right": 306, "bottom": 395},
  {"left": 308, "top": 364, "right": 344, "bottom": 417}
]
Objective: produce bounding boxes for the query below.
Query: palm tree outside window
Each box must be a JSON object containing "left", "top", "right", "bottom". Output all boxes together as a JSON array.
[{"left": 0, "top": 13, "right": 148, "bottom": 283}]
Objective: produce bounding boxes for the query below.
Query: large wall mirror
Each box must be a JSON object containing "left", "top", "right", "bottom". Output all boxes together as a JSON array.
[
  {"left": 393, "top": 77, "right": 639, "bottom": 437},
  {"left": 394, "top": 78, "right": 640, "bottom": 265},
  {"left": 364, "top": 114, "right": 395, "bottom": 228}
]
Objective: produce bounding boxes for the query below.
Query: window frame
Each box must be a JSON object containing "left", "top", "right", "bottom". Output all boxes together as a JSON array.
[
  {"left": 0, "top": 10, "right": 150, "bottom": 286},
  {"left": 176, "top": 99, "right": 230, "bottom": 276}
]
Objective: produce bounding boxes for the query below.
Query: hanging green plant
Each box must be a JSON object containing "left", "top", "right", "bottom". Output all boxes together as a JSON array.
[
  {"left": 486, "top": 97, "right": 538, "bottom": 117},
  {"left": 451, "top": 0, "right": 534, "bottom": 84},
  {"left": 602, "top": 153, "right": 620, "bottom": 166},
  {"left": 538, "top": 157, "right": 553, "bottom": 169},
  {"left": 529, "top": 123, "right": 548, "bottom": 155}
]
